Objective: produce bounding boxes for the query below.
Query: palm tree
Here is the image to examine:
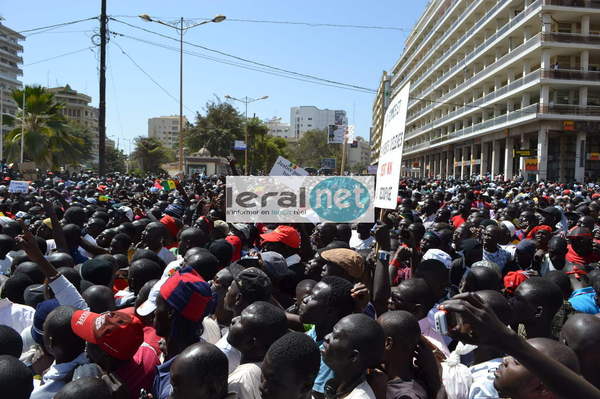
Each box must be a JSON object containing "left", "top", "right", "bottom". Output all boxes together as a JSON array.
[
  {"left": 3, "top": 85, "right": 89, "bottom": 169},
  {"left": 131, "top": 136, "right": 174, "bottom": 173}
]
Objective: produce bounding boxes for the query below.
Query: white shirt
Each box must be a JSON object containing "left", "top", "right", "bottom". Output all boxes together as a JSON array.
[
  {"left": 157, "top": 247, "right": 177, "bottom": 265},
  {"left": 349, "top": 231, "right": 375, "bottom": 252},
  {"left": 30, "top": 352, "right": 90, "bottom": 399},
  {"left": 216, "top": 331, "right": 242, "bottom": 374},
  {"left": 0, "top": 255, "right": 12, "bottom": 275},
  {"left": 201, "top": 317, "right": 222, "bottom": 344},
  {"left": 79, "top": 234, "right": 97, "bottom": 259},
  {"left": 0, "top": 298, "right": 35, "bottom": 335},
  {"left": 227, "top": 362, "right": 262, "bottom": 399},
  {"left": 346, "top": 380, "right": 377, "bottom": 399},
  {"left": 162, "top": 256, "right": 184, "bottom": 280},
  {"left": 468, "top": 358, "right": 502, "bottom": 399},
  {"left": 49, "top": 275, "right": 89, "bottom": 311}
]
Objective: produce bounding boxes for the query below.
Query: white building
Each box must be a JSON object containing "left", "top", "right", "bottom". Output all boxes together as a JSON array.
[
  {"left": 290, "top": 106, "right": 347, "bottom": 139},
  {"left": 347, "top": 136, "right": 371, "bottom": 169},
  {"left": 388, "top": 0, "right": 600, "bottom": 183},
  {"left": 148, "top": 115, "right": 188, "bottom": 149},
  {"left": 265, "top": 117, "right": 291, "bottom": 138},
  {"left": 0, "top": 21, "right": 24, "bottom": 143}
]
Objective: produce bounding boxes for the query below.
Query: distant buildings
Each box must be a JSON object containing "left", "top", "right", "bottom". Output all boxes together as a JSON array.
[
  {"left": 0, "top": 21, "right": 24, "bottom": 142},
  {"left": 347, "top": 136, "right": 371, "bottom": 168},
  {"left": 49, "top": 85, "right": 114, "bottom": 166},
  {"left": 265, "top": 117, "right": 291, "bottom": 138},
  {"left": 148, "top": 115, "right": 189, "bottom": 149},
  {"left": 290, "top": 106, "right": 347, "bottom": 139},
  {"left": 370, "top": 71, "right": 391, "bottom": 164}
]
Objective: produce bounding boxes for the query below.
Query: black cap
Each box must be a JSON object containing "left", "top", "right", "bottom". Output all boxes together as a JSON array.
[
  {"left": 80, "top": 258, "right": 114, "bottom": 286},
  {"left": 234, "top": 267, "right": 272, "bottom": 302}
]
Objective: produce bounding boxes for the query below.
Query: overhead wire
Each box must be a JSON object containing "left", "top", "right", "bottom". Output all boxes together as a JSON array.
[
  {"left": 24, "top": 47, "right": 96, "bottom": 66},
  {"left": 18, "top": 16, "right": 98, "bottom": 34}
]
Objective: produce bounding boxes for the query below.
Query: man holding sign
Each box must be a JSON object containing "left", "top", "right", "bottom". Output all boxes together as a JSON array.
[{"left": 374, "top": 84, "right": 410, "bottom": 209}]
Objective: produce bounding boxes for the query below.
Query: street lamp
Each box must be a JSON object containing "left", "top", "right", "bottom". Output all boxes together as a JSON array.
[
  {"left": 139, "top": 14, "right": 226, "bottom": 173},
  {"left": 224, "top": 95, "right": 269, "bottom": 175}
]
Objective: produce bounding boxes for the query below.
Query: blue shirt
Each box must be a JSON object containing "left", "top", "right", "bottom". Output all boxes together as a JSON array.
[
  {"left": 569, "top": 287, "right": 600, "bottom": 315},
  {"left": 307, "top": 326, "right": 334, "bottom": 394},
  {"left": 152, "top": 356, "right": 177, "bottom": 399}
]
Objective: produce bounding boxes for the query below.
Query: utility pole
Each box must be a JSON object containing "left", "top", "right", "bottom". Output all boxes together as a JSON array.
[
  {"left": 98, "top": 0, "right": 107, "bottom": 175},
  {"left": 178, "top": 17, "right": 184, "bottom": 173}
]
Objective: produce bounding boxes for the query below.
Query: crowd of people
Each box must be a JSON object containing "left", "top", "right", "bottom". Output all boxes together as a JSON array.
[{"left": 0, "top": 172, "right": 600, "bottom": 399}]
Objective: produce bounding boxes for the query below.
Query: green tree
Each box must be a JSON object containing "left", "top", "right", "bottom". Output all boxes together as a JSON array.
[
  {"left": 246, "top": 118, "right": 289, "bottom": 174},
  {"left": 290, "top": 129, "right": 341, "bottom": 169},
  {"left": 186, "top": 100, "right": 244, "bottom": 157},
  {"left": 104, "top": 146, "right": 128, "bottom": 174},
  {"left": 3, "top": 85, "right": 91, "bottom": 169},
  {"left": 131, "top": 137, "right": 174, "bottom": 173}
]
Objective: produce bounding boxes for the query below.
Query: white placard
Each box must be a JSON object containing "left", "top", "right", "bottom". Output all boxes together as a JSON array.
[
  {"left": 374, "top": 83, "right": 410, "bottom": 209},
  {"left": 8, "top": 180, "right": 29, "bottom": 193},
  {"left": 269, "top": 156, "right": 309, "bottom": 177}
]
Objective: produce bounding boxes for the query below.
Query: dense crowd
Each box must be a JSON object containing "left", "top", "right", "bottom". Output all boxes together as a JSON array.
[{"left": 0, "top": 172, "right": 600, "bottom": 399}]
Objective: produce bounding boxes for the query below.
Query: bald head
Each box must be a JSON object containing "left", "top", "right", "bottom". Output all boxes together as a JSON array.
[
  {"left": 560, "top": 313, "right": 600, "bottom": 388},
  {"left": 170, "top": 343, "right": 228, "bottom": 399},
  {"left": 82, "top": 285, "right": 115, "bottom": 313},
  {"left": 528, "top": 337, "right": 580, "bottom": 374},
  {"left": 377, "top": 310, "right": 420, "bottom": 349}
]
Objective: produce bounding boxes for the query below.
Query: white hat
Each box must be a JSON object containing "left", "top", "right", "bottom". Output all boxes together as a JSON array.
[
  {"left": 136, "top": 278, "right": 167, "bottom": 317},
  {"left": 422, "top": 249, "right": 452, "bottom": 269}
]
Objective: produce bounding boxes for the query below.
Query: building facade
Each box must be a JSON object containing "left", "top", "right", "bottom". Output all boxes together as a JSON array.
[
  {"left": 148, "top": 115, "right": 188, "bottom": 149},
  {"left": 0, "top": 21, "right": 24, "bottom": 140},
  {"left": 347, "top": 136, "right": 371, "bottom": 169},
  {"left": 265, "top": 117, "right": 291, "bottom": 138},
  {"left": 49, "top": 85, "right": 113, "bottom": 166},
  {"left": 290, "top": 106, "right": 347, "bottom": 139},
  {"left": 388, "top": 0, "right": 600, "bottom": 183},
  {"left": 370, "top": 71, "right": 391, "bottom": 164}
]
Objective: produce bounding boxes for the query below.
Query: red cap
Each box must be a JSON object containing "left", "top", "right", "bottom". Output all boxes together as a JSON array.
[
  {"left": 503, "top": 270, "right": 529, "bottom": 295},
  {"left": 260, "top": 225, "right": 301, "bottom": 249},
  {"left": 563, "top": 189, "right": 572, "bottom": 195},
  {"left": 160, "top": 214, "right": 181, "bottom": 238},
  {"left": 159, "top": 267, "right": 213, "bottom": 322},
  {"left": 71, "top": 310, "right": 144, "bottom": 360},
  {"left": 593, "top": 193, "right": 600, "bottom": 200}
]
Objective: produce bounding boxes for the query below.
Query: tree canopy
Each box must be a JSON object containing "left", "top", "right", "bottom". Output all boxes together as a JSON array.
[{"left": 131, "top": 136, "right": 174, "bottom": 173}]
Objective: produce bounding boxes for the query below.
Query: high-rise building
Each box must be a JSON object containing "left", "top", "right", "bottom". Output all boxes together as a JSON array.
[
  {"left": 148, "top": 115, "right": 188, "bottom": 149},
  {"left": 265, "top": 117, "right": 291, "bottom": 138},
  {"left": 49, "top": 85, "right": 113, "bottom": 166},
  {"left": 347, "top": 136, "right": 371, "bottom": 169},
  {"left": 290, "top": 106, "right": 347, "bottom": 139},
  {"left": 0, "top": 21, "right": 24, "bottom": 141},
  {"left": 387, "top": 0, "right": 600, "bottom": 183},
  {"left": 370, "top": 71, "right": 391, "bottom": 164}
]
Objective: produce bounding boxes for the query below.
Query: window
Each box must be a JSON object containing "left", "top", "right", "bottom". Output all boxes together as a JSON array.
[{"left": 308, "top": 117, "right": 312, "bottom": 120}]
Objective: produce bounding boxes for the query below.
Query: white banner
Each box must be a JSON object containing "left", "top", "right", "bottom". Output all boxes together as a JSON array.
[
  {"left": 8, "top": 180, "right": 29, "bottom": 193},
  {"left": 269, "top": 156, "right": 309, "bottom": 177},
  {"left": 374, "top": 83, "right": 410, "bottom": 209}
]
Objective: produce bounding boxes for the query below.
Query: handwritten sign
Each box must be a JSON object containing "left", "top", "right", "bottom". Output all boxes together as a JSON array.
[{"left": 8, "top": 180, "right": 29, "bottom": 193}]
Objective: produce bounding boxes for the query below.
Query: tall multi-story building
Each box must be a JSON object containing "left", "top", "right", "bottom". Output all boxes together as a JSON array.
[
  {"left": 0, "top": 21, "right": 24, "bottom": 140},
  {"left": 148, "top": 115, "right": 188, "bottom": 149},
  {"left": 347, "top": 136, "right": 371, "bottom": 169},
  {"left": 370, "top": 71, "right": 391, "bottom": 164},
  {"left": 49, "top": 85, "right": 113, "bottom": 166},
  {"left": 265, "top": 117, "right": 291, "bottom": 138},
  {"left": 387, "top": 0, "right": 600, "bottom": 183},
  {"left": 290, "top": 106, "right": 347, "bottom": 139}
]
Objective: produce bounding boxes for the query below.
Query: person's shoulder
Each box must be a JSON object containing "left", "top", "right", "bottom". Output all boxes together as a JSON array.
[{"left": 347, "top": 380, "right": 376, "bottom": 399}]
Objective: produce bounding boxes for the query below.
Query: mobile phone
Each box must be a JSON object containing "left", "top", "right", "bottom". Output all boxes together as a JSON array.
[
  {"left": 238, "top": 256, "right": 260, "bottom": 268},
  {"left": 434, "top": 310, "right": 449, "bottom": 335}
]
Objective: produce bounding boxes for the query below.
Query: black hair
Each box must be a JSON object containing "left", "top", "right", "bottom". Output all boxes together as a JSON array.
[
  {"left": 82, "top": 285, "right": 116, "bottom": 313},
  {"left": 393, "top": 278, "right": 435, "bottom": 309},
  {"left": 54, "top": 377, "right": 112, "bottom": 399},
  {"left": 320, "top": 276, "right": 354, "bottom": 317},
  {"left": 111, "top": 233, "right": 132, "bottom": 248},
  {"left": 415, "top": 259, "right": 449, "bottom": 282},
  {"left": 0, "top": 234, "right": 15, "bottom": 253},
  {"left": 475, "top": 290, "right": 513, "bottom": 325},
  {"left": 47, "top": 252, "right": 75, "bottom": 269},
  {"left": 180, "top": 227, "right": 209, "bottom": 248},
  {"left": 208, "top": 239, "right": 233, "bottom": 269},
  {"left": 341, "top": 313, "right": 385, "bottom": 368},
  {"left": 0, "top": 354, "right": 33, "bottom": 399},
  {"left": 0, "top": 325, "right": 23, "bottom": 358},
  {"left": 15, "top": 262, "right": 44, "bottom": 284},
  {"left": 175, "top": 343, "right": 228, "bottom": 398},
  {"left": 112, "top": 253, "right": 129, "bottom": 269},
  {"left": 187, "top": 252, "right": 220, "bottom": 281},
  {"left": 44, "top": 306, "right": 85, "bottom": 357},
  {"left": 34, "top": 236, "right": 48, "bottom": 256},
  {"left": 57, "top": 267, "right": 82, "bottom": 292},
  {"left": 128, "top": 259, "right": 162, "bottom": 294},
  {"left": 517, "top": 277, "right": 564, "bottom": 317},
  {"left": 544, "top": 271, "right": 572, "bottom": 299},
  {"left": 244, "top": 301, "right": 288, "bottom": 347},
  {"left": 2, "top": 272, "right": 34, "bottom": 304},
  {"left": 335, "top": 224, "right": 352, "bottom": 243},
  {"left": 131, "top": 249, "right": 166, "bottom": 269},
  {"left": 63, "top": 224, "right": 82, "bottom": 248},
  {"left": 464, "top": 266, "right": 502, "bottom": 291},
  {"left": 377, "top": 310, "right": 420, "bottom": 348},
  {"left": 264, "top": 331, "right": 320, "bottom": 382},
  {"left": 117, "top": 222, "right": 136, "bottom": 240}
]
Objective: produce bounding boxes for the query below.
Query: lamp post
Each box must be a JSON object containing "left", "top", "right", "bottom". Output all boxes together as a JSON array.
[
  {"left": 224, "top": 95, "right": 269, "bottom": 175},
  {"left": 139, "top": 14, "right": 225, "bottom": 174}
]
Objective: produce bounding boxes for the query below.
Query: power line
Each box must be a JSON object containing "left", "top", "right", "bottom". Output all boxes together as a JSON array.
[
  {"left": 18, "top": 17, "right": 98, "bottom": 34},
  {"left": 24, "top": 47, "right": 95, "bottom": 66},
  {"left": 110, "top": 15, "right": 409, "bottom": 31},
  {"left": 109, "top": 18, "right": 377, "bottom": 93}
]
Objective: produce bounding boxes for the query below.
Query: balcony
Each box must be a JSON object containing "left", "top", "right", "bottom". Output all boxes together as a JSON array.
[
  {"left": 542, "top": 69, "right": 600, "bottom": 80},
  {"left": 543, "top": 0, "right": 600, "bottom": 8},
  {"left": 542, "top": 32, "right": 600, "bottom": 45},
  {"left": 541, "top": 104, "right": 600, "bottom": 115}
]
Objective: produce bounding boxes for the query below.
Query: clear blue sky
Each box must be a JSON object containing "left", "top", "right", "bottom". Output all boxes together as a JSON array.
[{"left": 3, "top": 0, "right": 428, "bottom": 154}]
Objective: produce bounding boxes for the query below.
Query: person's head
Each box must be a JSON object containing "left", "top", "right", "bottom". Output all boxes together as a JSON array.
[
  {"left": 516, "top": 240, "right": 537, "bottom": 269},
  {"left": 577, "top": 215, "right": 595, "bottom": 231},
  {"left": 128, "top": 258, "right": 162, "bottom": 295},
  {"left": 109, "top": 233, "right": 132, "bottom": 256},
  {"left": 169, "top": 343, "right": 229, "bottom": 399},
  {"left": 356, "top": 223, "right": 372, "bottom": 239},
  {"left": 47, "top": 252, "right": 75, "bottom": 269},
  {"left": 420, "top": 231, "right": 441, "bottom": 253},
  {"left": 261, "top": 225, "right": 301, "bottom": 256},
  {"left": 142, "top": 222, "right": 168, "bottom": 249},
  {"left": 1, "top": 272, "right": 34, "bottom": 304},
  {"left": 15, "top": 261, "right": 44, "bottom": 284},
  {"left": 310, "top": 223, "right": 337, "bottom": 249},
  {"left": 187, "top": 251, "right": 221, "bottom": 281},
  {"left": 435, "top": 207, "right": 451, "bottom": 223},
  {"left": 512, "top": 277, "right": 563, "bottom": 336},
  {"left": 548, "top": 236, "right": 568, "bottom": 270},
  {"left": 0, "top": 325, "right": 22, "bottom": 358},
  {"left": 414, "top": 259, "right": 449, "bottom": 301},
  {"left": 0, "top": 234, "right": 15, "bottom": 258},
  {"left": 320, "top": 248, "right": 364, "bottom": 282},
  {"left": 0, "top": 354, "right": 33, "bottom": 399},
  {"left": 260, "top": 332, "right": 320, "bottom": 399},
  {"left": 179, "top": 227, "right": 209, "bottom": 256},
  {"left": 80, "top": 257, "right": 114, "bottom": 287},
  {"left": 84, "top": 218, "right": 107, "bottom": 238},
  {"left": 519, "top": 210, "right": 537, "bottom": 231},
  {"left": 63, "top": 224, "right": 82, "bottom": 250},
  {"left": 544, "top": 271, "right": 572, "bottom": 299},
  {"left": 224, "top": 267, "right": 272, "bottom": 316},
  {"left": 54, "top": 377, "right": 111, "bottom": 399},
  {"left": 494, "top": 337, "right": 579, "bottom": 399},
  {"left": 227, "top": 301, "right": 288, "bottom": 362},
  {"left": 82, "top": 285, "right": 116, "bottom": 313},
  {"left": 459, "top": 266, "right": 502, "bottom": 293},
  {"left": 388, "top": 277, "right": 435, "bottom": 320},
  {"left": 64, "top": 206, "right": 87, "bottom": 227},
  {"left": 323, "top": 313, "right": 384, "bottom": 377},
  {"left": 568, "top": 226, "right": 594, "bottom": 256},
  {"left": 44, "top": 306, "right": 85, "bottom": 363},
  {"left": 560, "top": 313, "right": 600, "bottom": 389},
  {"left": 299, "top": 276, "right": 354, "bottom": 328},
  {"left": 377, "top": 310, "right": 420, "bottom": 365},
  {"left": 130, "top": 248, "right": 166, "bottom": 270},
  {"left": 335, "top": 224, "right": 352, "bottom": 243},
  {"left": 482, "top": 224, "right": 501, "bottom": 251},
  {"left": 294, "top": 279, "right": 316, "bottom": 309}
]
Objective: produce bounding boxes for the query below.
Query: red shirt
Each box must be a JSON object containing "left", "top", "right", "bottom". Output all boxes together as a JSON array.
[
  {"left": 451, "top": 214, "right": 466, "bottom": 229},
  {"left": 566, "top": 244, "right": 600, "bottom": 265},
  {"left": 115, "top": 344, "right": 160, "bottom": 399}
]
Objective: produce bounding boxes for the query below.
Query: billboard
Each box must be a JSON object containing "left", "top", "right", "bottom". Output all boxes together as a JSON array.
[
  {"left": 321, "top": 158, "right": 336, "bottom": 169},
  {"left": 374, "top": 83, "right": 410, "bottom": 209},
  {"left": 328, "top": 124, "right": 346, "bottom": 144}
]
